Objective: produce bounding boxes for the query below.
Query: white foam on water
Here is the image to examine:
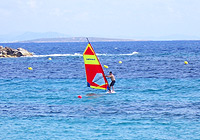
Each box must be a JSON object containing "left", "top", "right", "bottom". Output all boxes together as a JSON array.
[
  {"left": 28, "top": 52, "right": 139, "bottom": 57},
  {"left": 119, "top": 51, "right": 139, "bottom": 56},
  {"left": 97, "top": 52, "right": 139, "bottom": 56},
  {"left": 32, "top": 53, "right": 83, "bottom": 57},
  {"left": 96, "top": 53, "right": 108, "bottom": 56}
]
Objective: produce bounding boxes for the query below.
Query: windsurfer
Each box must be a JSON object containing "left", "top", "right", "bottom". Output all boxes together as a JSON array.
[{"left": 106, "top": 71, "right": 115, "bottom": 93}]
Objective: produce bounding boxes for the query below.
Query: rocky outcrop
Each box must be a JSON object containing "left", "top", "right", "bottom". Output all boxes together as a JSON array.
[{"left": 0, "top": 46, "right": 33, "bottom": 57}]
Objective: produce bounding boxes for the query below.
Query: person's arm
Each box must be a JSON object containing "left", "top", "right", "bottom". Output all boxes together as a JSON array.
[{"left": 106, "top": 75, "right": 111, "bottom": 78}]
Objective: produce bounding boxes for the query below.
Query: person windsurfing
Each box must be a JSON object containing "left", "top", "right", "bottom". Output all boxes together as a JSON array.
[{"left": 106, "top": 71, "right": 115, "bottom": 93}]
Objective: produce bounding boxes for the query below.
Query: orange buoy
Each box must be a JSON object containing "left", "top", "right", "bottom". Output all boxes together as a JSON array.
[{"left": 78, "top": 95, "right": 82, "bottom": 98}]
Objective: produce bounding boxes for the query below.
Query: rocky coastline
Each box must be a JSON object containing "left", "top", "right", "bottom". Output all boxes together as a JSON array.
[{"left": 0, "top": 46, "right": 33, "bottom": 57}]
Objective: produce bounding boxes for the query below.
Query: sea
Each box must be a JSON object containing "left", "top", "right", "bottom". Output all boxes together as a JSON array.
[{"left": 0, "top": 41, "right": 200, "bottom": 140}]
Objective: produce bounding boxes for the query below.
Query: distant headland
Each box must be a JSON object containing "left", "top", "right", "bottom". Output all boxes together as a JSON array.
[
  {"left": 0, "top": 46, "right": 33, "bottom": 58},
  {"left": 18, "top": 37, "right": 141, "bottom": 43}
]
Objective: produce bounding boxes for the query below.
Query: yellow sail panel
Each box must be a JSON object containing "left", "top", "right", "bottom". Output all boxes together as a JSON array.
[
  {"left": 83, "top": 55, "right": 100, "bottom": 65},
  {"left": 90, "top": 85, "right": 108, "bottom": 90}
]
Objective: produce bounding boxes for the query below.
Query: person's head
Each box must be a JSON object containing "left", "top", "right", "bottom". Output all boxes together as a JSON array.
[{"left": 109, "top": 71, "right": 112, "bottom": 75}]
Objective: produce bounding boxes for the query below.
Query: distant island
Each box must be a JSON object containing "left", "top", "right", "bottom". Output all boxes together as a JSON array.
[
  {"left": 1, "top": 32, "right": 199, "bottom": 43},
  {"left": 18, "top": 37, "right": 141, "bottom": 43}
]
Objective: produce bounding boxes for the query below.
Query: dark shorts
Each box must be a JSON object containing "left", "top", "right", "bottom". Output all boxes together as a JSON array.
[{"left": 110, "top": 80, "right": 115, "bottom": 86}]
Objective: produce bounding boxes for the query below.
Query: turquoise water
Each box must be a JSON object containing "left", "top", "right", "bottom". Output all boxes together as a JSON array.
[{"left": 0, "top": 41, "right": 200, "bottom": 139}]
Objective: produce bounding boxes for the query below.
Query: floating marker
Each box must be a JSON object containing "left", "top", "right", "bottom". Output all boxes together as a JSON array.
[
  {"left": 184, "top": 61, "right": 188, "bottom": 64},
  {"left": 104, "top": 65, "right": 108, "bottom": 68},
  {"left": 119, "top": 61, "right": 122, "bottom": 64},
  {"left": 48, "top": 58, "right": 52, "bottom": 60},
  {"left": 78, "top": 95, "right": 82, "bottom": 98},
  {"left": 28, "top": 67, "right": 33, "bottom": 70}
]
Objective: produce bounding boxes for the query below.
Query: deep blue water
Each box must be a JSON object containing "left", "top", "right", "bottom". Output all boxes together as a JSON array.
[{"left": 0, "top": 41, "right": 200, "bottom": 139}]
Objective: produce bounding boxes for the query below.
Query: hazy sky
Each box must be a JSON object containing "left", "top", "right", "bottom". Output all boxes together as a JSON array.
[{"left": 1, "top": 0, "right": 200, "bottom": 39}]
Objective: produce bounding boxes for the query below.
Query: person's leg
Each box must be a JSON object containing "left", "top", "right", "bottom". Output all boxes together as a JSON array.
[
  {"left": 112, "top": 86, "right": 114, "bottom": 92},
  {"left": 108, "top": 83, "right": 111, "bottom": 93},
  {"left": 110, "top": 81, "right": 115, "bottom": 92}
]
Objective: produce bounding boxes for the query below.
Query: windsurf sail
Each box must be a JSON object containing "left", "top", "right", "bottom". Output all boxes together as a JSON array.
[{"left": 83, "top": 40, "right": 109, "bottom": 90}]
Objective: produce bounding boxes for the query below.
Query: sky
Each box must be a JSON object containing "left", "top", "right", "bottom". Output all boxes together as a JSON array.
[{"left": 0, "top": 0, "right": 200, "bottom": 40}]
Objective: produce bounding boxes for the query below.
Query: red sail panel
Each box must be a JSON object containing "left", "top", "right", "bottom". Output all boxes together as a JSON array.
[{"left": 83, "top": 43, "right": 109, "bottom": 90}]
